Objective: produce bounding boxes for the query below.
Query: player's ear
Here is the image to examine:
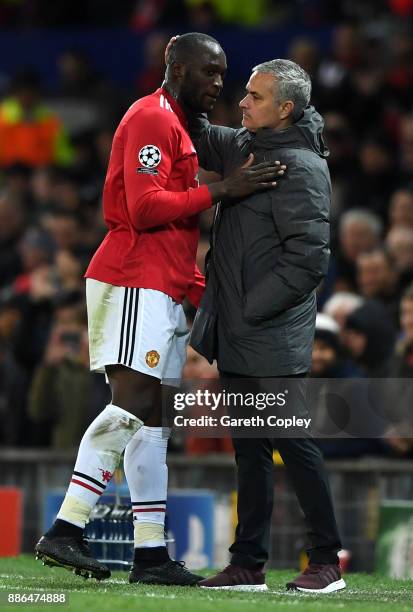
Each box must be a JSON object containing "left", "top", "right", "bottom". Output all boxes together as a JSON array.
[{"left": 171, "top": 61, "right": 186, "bottom": 80}]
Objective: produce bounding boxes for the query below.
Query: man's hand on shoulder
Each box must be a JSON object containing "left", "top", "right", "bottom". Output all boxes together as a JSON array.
[{"left": 208, "top": 154, "right": 286, "bottom": 203}]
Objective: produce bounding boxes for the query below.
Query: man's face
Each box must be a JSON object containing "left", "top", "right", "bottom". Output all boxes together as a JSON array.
[
  {"left": 179, "top": 43, "right": 227, "bottom": 113},
  {"left": 339, "top": 222, "right": 378, "bottom": 262},
  {"left": 311, "top": 339, "right": 337, "bottom": 376},
  {"left": 386, "top": 229, "right": 413, "bottom": 271},
  {"left": 356, "top": 253, "right": 395, "bottom": 298},
  {"left": 390, "top": 190, "right": 413, "bottom": 228},
  {"left": 239, "top": 72, "right": 283, "bottom": 132},
  {"left": 344, "top": 329, "right": 366, "bottom": 358}
]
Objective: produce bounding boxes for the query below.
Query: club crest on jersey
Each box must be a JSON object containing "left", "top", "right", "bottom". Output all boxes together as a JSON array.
[
  {"left": 146, "top": 350, "right": 160, "bottom": 368},
  {"left": 99, "top": 468, "right": 113, "bottom": 483},
  {"left": 138, "top": 145, "right": 161, "bottom": 168}
]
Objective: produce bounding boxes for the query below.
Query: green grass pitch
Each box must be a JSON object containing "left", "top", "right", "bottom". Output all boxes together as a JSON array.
[{"left": 0, "top": 556, "right": 412, "bottom": 611}]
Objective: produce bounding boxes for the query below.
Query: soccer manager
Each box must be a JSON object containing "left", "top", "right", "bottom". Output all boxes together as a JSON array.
[{"left": 189, "top": 58, "right": 345, "bottom": 594}]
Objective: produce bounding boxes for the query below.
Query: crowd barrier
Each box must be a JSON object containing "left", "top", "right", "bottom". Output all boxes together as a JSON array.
[{"left": 0, "top": 450, "right": 412, "bottom": 571}]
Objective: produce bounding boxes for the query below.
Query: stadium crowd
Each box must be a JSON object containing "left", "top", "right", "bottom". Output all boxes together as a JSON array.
[{"left": 1, "top": 6, "right": 413, "bottom": 457}]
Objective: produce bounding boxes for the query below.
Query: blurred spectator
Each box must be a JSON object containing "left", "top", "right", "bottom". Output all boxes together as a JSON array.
[
  {"left": 348, "top": 136, "right": 397, "bottom": 219},
  {"left": 0, "top": 335, "right": 28, "bottom": 446},
  {"left": 14, "top": 227, "right": 55, "bottom": 291},
  {"left": 398, "top": 115, "right": 413, "bottom": 179},
  {"left": 389, "top": 283, "right": 413, "bottom": 378},
  {"left": 309, "top": 313, "right": 382, "bottom": 458},
  {"left": 28, "top": 307, "right": 108, "bottom": 448},
  {"left": 344, "top": 299, "right": 396, "bottom": 377},
  {"left": 3, "top": 163, "right": 32, "bottom": 206},
  {"left": 135, "top": 32, "right": 170, "bottom": 97},
  {"left": 322, "top": 291, "right": 364, "bottom": 341},
  {"left": 317, "top": 23, "right": 363, "bottom": 113},
  {"left": 130, "top": 0, "right": 188, "bottom": 31},
  {"left": 0, "top": 194, "right": 26, "bottom": 288},
  {"left": 41, "top": 211, "right": 86, "bottom": 257},
  {"left": 0, "top": 69, "right": 73, "bottom": 167},
  {"left": 323, "top": 112, "right": 357, "bottom": 219},
  {"left": 186, "top": 1, "right": 217, "bottom": 29},
  {"left": 386, "top": 226, "right": 413, "bottom": 290},
  {"left": 31, "top": 167, "right": 59, "bottom": 214},
  {"left": 335, "top": 209, "right": 382, "bottom": 291},
  {"left": 288, "top": 38, "right": 320, "bottom": 78},
  {"left": 388, "top": 187, "right": 413, "bottom": 229},
  {"left": 383, "top": 283, "right": 413, "bottom": 456},
  {"left": 11, "top": 266, "right": 58, "bottom": 373},
  {"left": 0, "top": 291, "right": 23, "bottom": 343},
  {"left": 311, "top": 313, "right": 363, "bottom": 378},
  {"left": 356, "top": 249, "right": 400, "bottom": 325},
  {"left": 51, "top": 50, "right": 125, "bottom": 134},
  {"left": 386, "top": 226, "right": 413, "bottom": 270},
  {"left": 386, "top": 28, "right": 413, "bottom": 112},
  {"left": 0, "top": 289, "right": 29, "bottom": 446},
  {"left": 57, "top": 50, "right": 105, "bottom": 99}
]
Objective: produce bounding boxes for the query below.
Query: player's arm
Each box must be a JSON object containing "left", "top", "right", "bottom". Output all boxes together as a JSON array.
[
  {"left": 123, "top": 109, "right": 212, "bottom": 231},
  {"left": 188, "top": 113, "right": 237, "bottom": 175},
  {"left": 124, "top": 109, "right": 282, "bottom": 231},
  {"left": 186, "top": 264, "right": 206, "bottom": 308},
  {"left": 243, "top": 163, "right": 331, "bottom": 323},
  {"left": 188, "top": 115, "right": 287, "bottom": 184}
]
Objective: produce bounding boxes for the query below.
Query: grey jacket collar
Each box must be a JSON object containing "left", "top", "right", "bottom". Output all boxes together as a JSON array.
[{"left": 251, "top": 106, "right": 329, "bottom": 159}]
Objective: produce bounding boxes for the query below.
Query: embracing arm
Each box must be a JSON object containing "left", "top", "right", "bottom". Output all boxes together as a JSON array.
[
  {"left": 123, "top": 108, "right": 282, "bottom": 231},
  {"left": 188, "top": 113, "right": 239, "bottom": 175}
]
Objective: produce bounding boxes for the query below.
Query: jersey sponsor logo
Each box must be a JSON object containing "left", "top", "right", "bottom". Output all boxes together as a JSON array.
[
  {"left": 138, "top": 145, "right": 161, "bottom": 169},
  {"left": 146, "top": 350, "right": 160, "bottom": 368}
]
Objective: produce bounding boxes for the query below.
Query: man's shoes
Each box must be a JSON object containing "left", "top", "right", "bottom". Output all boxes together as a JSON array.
[
  {"left": 286, "top": 563, "right": 346, "bottom": 593},
  {"left": 198, "top": 564, "right": 268, "bottom": 591},
  {"left": 129, "top": 560, "right": 204, "bottom": 586},
  {"left": 35, "top": 535, "right": 111, "bottom": 581}
]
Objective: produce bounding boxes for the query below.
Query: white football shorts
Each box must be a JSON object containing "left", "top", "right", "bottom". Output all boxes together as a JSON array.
[{"left": 86, "top": 278, "right": 189, "bottom": 383}]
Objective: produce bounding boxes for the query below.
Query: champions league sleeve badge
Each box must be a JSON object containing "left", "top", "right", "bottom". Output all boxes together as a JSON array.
[{"left": 137, "top": 145, "right": 161, "bottom": 175}]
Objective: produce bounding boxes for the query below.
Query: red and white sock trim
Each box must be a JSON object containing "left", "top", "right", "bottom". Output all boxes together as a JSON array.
[
  {"left": 132, "top": 500, "right": 166, "bottom": 518},
  {"left": 70, "top": 471, "right": 107, "bottom": 496}
]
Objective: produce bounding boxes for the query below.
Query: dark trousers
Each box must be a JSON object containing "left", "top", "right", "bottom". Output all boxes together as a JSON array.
[{"left": 221, "top": 372, "right": 342, "bottom": 569}]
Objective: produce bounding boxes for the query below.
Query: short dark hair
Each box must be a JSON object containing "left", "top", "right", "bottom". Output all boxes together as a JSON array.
[{"left": 167, "top": 32, "right": 222, "bottom": 65}]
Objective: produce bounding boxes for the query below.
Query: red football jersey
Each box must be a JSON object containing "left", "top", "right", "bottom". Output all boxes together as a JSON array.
[{"left": 85, "top": 87, "right": 211, "bottom": 307}]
